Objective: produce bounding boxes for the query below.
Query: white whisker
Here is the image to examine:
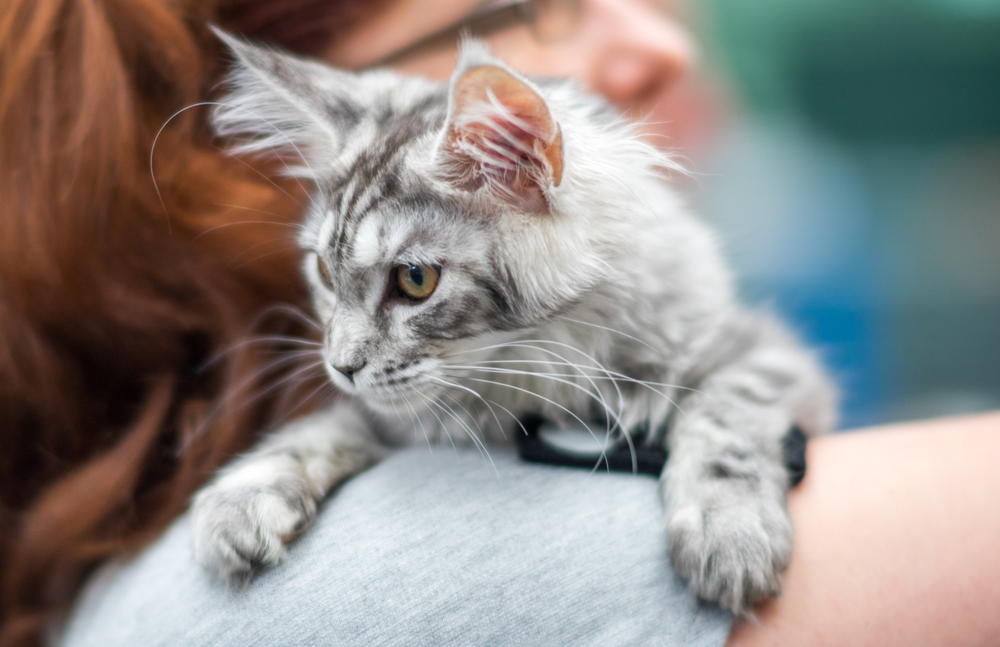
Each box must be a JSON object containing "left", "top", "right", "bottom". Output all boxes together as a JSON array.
[
  {"left": 252, "top": 304, "right": 323, "bottom": 333},
  {"left": 443, "top": 363, "right": 625, "bottom": 469},
  {"left": 556, "top": 316, "right": 663, "bottom": 356},
  {"left": 420, "top": 392, "right": 496, "bottom": 474},
  {"left": 431, "top": 396, "right": 491, "bottom": 466},
  {"left": 151, "top": 101, "right": 314, "bottom": 229},
  {"left": 440, "top": 390, "right": 490, "bottom": 442},
  {"left": 450, "top": 374, "right": 612, "bottom": 472},
  {"left": 206, "top": 337, "right": 321, "bottom": 371},
  {"left": 179, "top": 357, "right": 327, "bottom": 452},
  {"left": 206, "top": 147, "right": 304, "bottom": 205},
  {"left": 194, "top": 218, "right": 303, "bottom": 241},
  {"left": 447, "top": 357, "right": 692, "bottom": 420},
  {"left": 450, "top": 339, "right": 630, "bottom": 437},
  {"left": 401, "top": 397, "right": 432, "bottom": 450},
  {"left": 414, "top": 392, "right": 457, "bottom": 453},
  {"left": 429, "top": 375, "right": 509, "bottom": 441}
]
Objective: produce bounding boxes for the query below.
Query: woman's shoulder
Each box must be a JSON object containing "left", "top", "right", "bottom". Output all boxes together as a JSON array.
[{"left": 59, "top": 446, "right": 732, "bottom": 647}]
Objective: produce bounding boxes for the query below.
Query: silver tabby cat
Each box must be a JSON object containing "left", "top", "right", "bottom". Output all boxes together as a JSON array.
[{"left": 191, "top": 32, "right": 836, "bottom": 614}]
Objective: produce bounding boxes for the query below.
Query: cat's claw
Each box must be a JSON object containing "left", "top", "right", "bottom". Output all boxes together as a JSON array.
[
  {"left": 190, "top": 479, "right": 316, "bottom": 585},
  {"left": 667, "top": 498, "right": 793, "bottom": 615}
]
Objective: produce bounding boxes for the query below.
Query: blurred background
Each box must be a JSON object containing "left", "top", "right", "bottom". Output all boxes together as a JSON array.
[{"left": 672, "top": 0, "right": 1000, "bottom": 428}]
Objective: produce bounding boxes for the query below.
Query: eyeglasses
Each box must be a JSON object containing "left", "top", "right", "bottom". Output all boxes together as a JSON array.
[{"left": 364, "top": 0, "right": 583, "bottom": 69}]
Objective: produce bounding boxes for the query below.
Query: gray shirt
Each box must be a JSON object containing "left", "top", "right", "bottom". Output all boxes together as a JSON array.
[{"left": 59, "top": 447, "right": 732, "bottom": 647}]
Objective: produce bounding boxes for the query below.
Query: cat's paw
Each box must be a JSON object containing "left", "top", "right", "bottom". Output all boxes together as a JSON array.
[
  {"left": 666, "top": 497, "right": 793, "bottom": 615},
  {"left": 190, "top": 478, "right": 316, "bottom": 586}
]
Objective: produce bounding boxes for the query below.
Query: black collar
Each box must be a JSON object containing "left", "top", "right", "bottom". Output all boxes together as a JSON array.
[{"left": 516, "top": 414, "right": 808, "bottom": 486}]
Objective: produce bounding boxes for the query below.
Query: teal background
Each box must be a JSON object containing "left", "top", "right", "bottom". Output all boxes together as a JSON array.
[{"left": 689, "top": 0, "right": 1000, "bottom": 426}]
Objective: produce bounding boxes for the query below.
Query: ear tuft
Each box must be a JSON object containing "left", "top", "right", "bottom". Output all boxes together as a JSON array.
[
  {"left": 436, "top": 43, "right": 563, "bottom": 211},
  {"left": 210, "top": 27, "right": 358, "bottom": 178}
]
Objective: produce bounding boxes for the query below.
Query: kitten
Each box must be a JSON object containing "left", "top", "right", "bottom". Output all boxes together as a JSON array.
[{"left": 191, "top": 32, "right": 836, "bottom": 614}]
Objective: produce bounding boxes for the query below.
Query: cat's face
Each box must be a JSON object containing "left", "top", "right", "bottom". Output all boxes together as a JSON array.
[
  {"left": 296, "top": 54, "right": 583, "bottom": 412},
  {"left": 304, "top": 174, "right": 524, "bottom": 410},
  {"left": 214, "top": 33, "right": 667, "bottom": 414}
]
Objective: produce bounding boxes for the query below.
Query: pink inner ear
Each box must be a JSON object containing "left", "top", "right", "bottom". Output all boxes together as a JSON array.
[{"left": 445, "top": 65, "right": 563, "bottom": 189}]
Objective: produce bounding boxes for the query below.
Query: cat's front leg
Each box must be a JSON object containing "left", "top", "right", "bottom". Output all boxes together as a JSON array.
[
  {"left": 191, "top": 401, "right": 381, "bottom": 585},
  {"left": 662, "top": 331, "right": 833, "bottom": 614},
  {"left": 663, "top": 410, "right": 793, "bottom": 614}
]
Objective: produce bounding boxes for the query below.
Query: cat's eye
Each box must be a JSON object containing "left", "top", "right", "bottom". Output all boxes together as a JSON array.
[
  {"left": 395, "top": 264, "right": 440, "bottom": 301},
  {"left": 316, "top": 255, "right": 334, "bottom": 289}
]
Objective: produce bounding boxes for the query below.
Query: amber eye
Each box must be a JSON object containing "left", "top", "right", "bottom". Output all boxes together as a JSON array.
[
  {"left": 396, "top": 264, "right": 439, "bottom": 300},
  {"left": 316, "top": 255, "right": 333, "bottom": 289}
]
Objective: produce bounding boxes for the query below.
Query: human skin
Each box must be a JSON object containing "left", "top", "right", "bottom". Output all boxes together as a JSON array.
[
  {"left": 727, "top": 411, "right": 1000, "bottom": 647},
  {"left": 321, "top": 0, "right": 694, "bottom": 131},
  {"left": 319, "top": 2, "right": 1000, "bottom": 644}
]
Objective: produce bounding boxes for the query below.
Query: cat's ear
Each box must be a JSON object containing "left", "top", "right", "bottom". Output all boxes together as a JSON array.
[
  {"left": 210, "top": 28, "right": 360, "bottom": 177},
  {"left": 435, "top": 42, "right": 563, "bottom": 212}
]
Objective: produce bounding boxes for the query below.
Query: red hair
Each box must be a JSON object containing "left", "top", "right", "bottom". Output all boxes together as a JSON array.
[{"left": 0, "top": 0, "right": 382, "bottom": 644}]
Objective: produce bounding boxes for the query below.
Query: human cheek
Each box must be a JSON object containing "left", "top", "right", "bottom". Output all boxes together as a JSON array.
[{"left": 391, "top": 48, "right": 461, "bottom": 80}]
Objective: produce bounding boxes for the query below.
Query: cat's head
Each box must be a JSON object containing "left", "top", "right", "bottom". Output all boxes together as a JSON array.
[{"left": 213, "top": 31, "right": 671, "bottom": 414}]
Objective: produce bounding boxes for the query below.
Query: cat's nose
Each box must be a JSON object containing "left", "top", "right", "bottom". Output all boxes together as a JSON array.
[{"left": 334, "top": 362, "right": 365, "bottom": 383}]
